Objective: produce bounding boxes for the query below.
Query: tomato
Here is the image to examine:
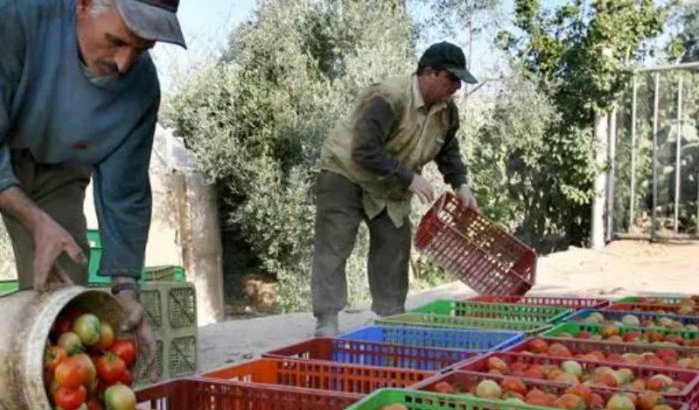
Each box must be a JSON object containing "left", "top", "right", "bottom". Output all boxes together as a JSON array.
[
  {"left": 72, "top": 353, "right": 97, "bottom": 385},
  {"left": 58, "top": 332, "right": 84, "bottom": 356},
  {"left": 104, "top": 383, "right": 136, "bottom": 410},
  {"left": 55, "top": 357, "right": 87, "bottom": 389},
  {"left": 96, "top": 353, "right": 127, "bottom": 384},
  {"left": 53, "top": 385, "right": 87, "bottom": 410},
  {"left": 109, "top": 339, "right": 137, "bottom": 367},
  {"left": 73, "top": 314, "right": 102, "bottom": 347},
  {"left": 45, "top": 346, "right": 68, "bottom": 373},
  {"left": 95, "top": 322, "right": 115, "bottom": 350},
  {"left": 52, "top": 306, "right": 88, "bottom": 340}
]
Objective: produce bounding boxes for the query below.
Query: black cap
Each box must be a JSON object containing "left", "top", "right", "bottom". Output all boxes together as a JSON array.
[
  {"left": 115, "top": 0, "right": 186, "bottom": 48},
  {"left": 418, "top": 41, "right": 477, "bottom": 84}
]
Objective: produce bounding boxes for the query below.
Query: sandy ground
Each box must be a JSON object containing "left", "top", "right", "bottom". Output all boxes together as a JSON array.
[{"left": 197, "top": 240, "right": 699, "bottom": 372}]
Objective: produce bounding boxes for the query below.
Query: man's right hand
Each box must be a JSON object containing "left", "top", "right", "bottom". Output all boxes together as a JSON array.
[
  {"left": 31, "top": 213, "right": 86, "bottom": 292},
  {"left": 408, "top": 174, "right": 434, "bottom": 204},
  {"left": 0, "top": 186, "right": 86, "bottom": 292}
]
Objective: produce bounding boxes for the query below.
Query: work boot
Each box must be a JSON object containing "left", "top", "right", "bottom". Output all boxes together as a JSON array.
[{"left": 314, "top": 312, "right": 339, "bottom": 337}]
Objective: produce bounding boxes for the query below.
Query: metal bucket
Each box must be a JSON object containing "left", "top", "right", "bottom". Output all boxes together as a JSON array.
[{"left": 0, "top": 286, "right": 129, "bottom": 410}]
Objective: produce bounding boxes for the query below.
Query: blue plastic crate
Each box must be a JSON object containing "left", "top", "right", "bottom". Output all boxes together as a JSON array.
[
  {"left": 263, "top": 337, "right": 478, "bottom": 371},
  {"left": 568, "top": 309, "right": 699, "bottom": 328},
  {"left": 338, "top": 325, "right": 524, "bottom": 353}
]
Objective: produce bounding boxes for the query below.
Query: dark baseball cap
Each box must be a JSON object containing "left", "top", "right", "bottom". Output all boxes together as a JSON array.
[
  {"left": 418, "top": 41, "right": 477, "bottom": 84},
  {"left": 115, "top": 0, "right": 187, "bottom": 48}
]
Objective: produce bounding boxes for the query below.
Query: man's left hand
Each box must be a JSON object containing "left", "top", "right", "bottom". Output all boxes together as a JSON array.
[
  {"left": 455, "top": 185, "right": 479, "bottom": 211},
  {"left": 113, "top": 278, "right": 159, "bottom": 383}
]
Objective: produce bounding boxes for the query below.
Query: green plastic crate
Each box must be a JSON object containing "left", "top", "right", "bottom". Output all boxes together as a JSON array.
[
  {"left": 87, "top": 229, "right": 107, "bottom": 284},
  {"left": 143, "top": 265, "right": 186, "bottom": 282},
  {"left": 346, "top": 388, "right": 548, "bottom": 410},
  {"left": 0, "top": 280, "right": 18, "bottom": 294},
  {"left": 140, "top": 281, "right": 197, "bottom": 331},
  {"left": 542, "top": 321, "right": 699, "bottom": 344},
  {"left": 617, "top": 296, "right": 692, "bottom": 305},
  {"left": 411, "top": 300, "right": 571, "bottom": 323},
  {"left": 377, "top": 313, "right": 551, "bottom": 335}
]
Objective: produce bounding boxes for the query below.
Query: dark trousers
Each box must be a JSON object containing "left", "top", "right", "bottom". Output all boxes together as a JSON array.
[
  {"left": 1, "top": 150, "right": 91, "bottom": 289},
  {"left": 311, "top": 170, "right": 410, "bottom": 317}
]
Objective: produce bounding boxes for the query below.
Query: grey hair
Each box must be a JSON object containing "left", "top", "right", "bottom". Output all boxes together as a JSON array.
[{"left": 90, "top": 0, "right": 116, "bottom": 17}]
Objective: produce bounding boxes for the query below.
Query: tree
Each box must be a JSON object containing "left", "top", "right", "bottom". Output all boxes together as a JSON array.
[{"left": 164, "top": 0, "right": 415, "bottom": 312}]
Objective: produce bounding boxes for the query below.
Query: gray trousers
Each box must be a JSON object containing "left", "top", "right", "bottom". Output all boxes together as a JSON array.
[
  {"left": 311, "top": 170, "right": 411, "bottom": 317},
  {"left": 1, "top": 150, "right": 91, "bottom": 290}
]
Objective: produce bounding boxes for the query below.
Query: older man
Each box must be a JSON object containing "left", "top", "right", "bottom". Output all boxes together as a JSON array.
[
  {"left": 312, "top": 42, "right": 480, "bottom": 336},
  {"left": 0, "top": 0, "right": 185, "bottom": 378}
]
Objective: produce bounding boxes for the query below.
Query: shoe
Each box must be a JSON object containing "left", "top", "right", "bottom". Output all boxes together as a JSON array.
[{"left": 314, "top": 313, "right": 339, "bottom": 337}]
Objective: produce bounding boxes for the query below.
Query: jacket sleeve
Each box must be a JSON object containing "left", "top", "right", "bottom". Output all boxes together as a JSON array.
[
  {"left": 434, "top": 102, "right": 467, "bottom": 189},
  {"left": 93, "top": 96, "right": 159, "bottom": 279},
  {"left": 0, "top": 0, "right": 25, "bottom": 192},
  {"left": 351, "top": 95, "right": 413, "bottom": 190}
]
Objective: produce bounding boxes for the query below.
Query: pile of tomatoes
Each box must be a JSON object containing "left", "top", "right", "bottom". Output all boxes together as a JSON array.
[{"left": 44, "top": 303, "right": 138, "bottom": 410}]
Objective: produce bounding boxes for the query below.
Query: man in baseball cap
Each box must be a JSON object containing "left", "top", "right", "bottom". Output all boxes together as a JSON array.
[
  {"left": 0, "top": 0, "right": 186, "bottom": 383},
  {"left": 311, "top": 41, "right": 479, "bottom": 336}
]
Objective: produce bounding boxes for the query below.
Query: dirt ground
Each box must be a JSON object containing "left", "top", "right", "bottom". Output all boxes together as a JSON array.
[{"left": 197, "top": 240, "right": 699, "bottom": 372}]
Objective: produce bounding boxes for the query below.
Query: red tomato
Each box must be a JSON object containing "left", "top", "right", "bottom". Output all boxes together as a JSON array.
[
  {"left": 53, "top": 385, "right": 87, "bottom": 410},
  {"left": 109, "top": 339, "right": 137, "bottom": 367},
  {"left": 104, "top": 383, "right": 136, "bottom": 410},
  {"left": 86, "top": 397, "right": 104, "bottom": 410},
  {"left": 45, "top": 346, "right": 68, "bottom": 373},
  {"left": 72, "top": 353, "right": 97, "bottom": 385},
  {"left": 96, "top": 353, "right": 127, "bottom": 384},
  {"left": 55, "top": 357, "right": 88, "bottom": 389},
  {"left": 119, "top": 369, "right": 133, "bottom": 387}
]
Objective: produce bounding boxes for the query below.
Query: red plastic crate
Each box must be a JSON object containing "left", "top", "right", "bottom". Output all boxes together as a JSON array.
[
  {"left": 505, "top": 337, "right": 699, "bottom": 367},
  {"left": 413, "top": 370, "right": 690, "bottom": 410},
  {"left": 199, "top": 357, "right": 435, "bottom": 395},
  {"left": 468, "top": 295, "right": 610, "bottom": 310},
  {"left": 415, "top": 192, "right": 536, "bottom": 295},
  {"left": 135, "top": 377, "right": 359, "bottom": 410},
  {"left": 263, "top": 337, "right": 476, "bottom": 371},
  {"left": 455, "top": 351, "right": 699, "bottom": 406},
  {"left": 607, "top": 303, "right": 699, "bottom": 316}
]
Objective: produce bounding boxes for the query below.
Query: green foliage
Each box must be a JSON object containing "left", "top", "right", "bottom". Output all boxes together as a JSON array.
[{"left": 164, "top": 0, "right": 415, "bottom": 312}]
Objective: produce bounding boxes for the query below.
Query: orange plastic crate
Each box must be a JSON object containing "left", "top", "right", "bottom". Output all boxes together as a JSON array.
[
  {"left": 200, "top": 357, "right": 435, "bottom": 395},
  {"left": 415, "top": 192, "right": 536, "bottom": 295},
  {"left": 468, "top": 295, "right": 610, "bottom": 310},
  {"left": 456, "top": 351, "right": 699, "bottom": 407},
  {"left": 414, "top": 370, "right": 690, "bottom": 410},
  {"left": 135, "top": 377, "right": 359, "bottom": 410}
]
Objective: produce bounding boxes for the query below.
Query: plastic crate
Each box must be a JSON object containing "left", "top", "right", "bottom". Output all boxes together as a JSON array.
[
  {"left": 454, "top": 351, "right": 699, "bottom": 404},
  {"left": 346, "top": 388, "right": 550, "bottom": 410},
  {"left": 263, "top": 337, "right": 477, "bottom": 371},
  {"left": 136, "top": 328, "right": 198, "bottom": 385},
  {"left": 135, "top": 377, "right": 359, "bottom": 410},
  {"left": 415, "top": 192, "right": 536, "bottom": 295},
  {"left": 377, "top": 313, "right": 552, "bottom": 335},
  {"left": 617, "top": 296, "right": 697, "bottom": 305},
  {"left": 411, "top": 300, "right": 571, "bottom": 323},
  {"left": 140, "top": 281, "right": 197, "bottom": 330},
  {"left": 468, "top": 295, "right": 610, "bottom": 311},
  {"left": 607, "top": 303, "right": 699, "bottom": 316},
  {"left": 568, "top": 309, "right": 699, "bottom": 328},
  {"left": 199, "top": 357, "right": 434, "bottom": 395},
  {"left": 542, "top": 322, "right": 699, "bottom": 346},
  {"left": 338, "top": 325, "right": 524, "bottom": 352},
  {"left": 505, "top": 337, "right": 699, "bottom": 365},
  {"left": 143, "top": 265, "right": 187, "bottom": 282},
  {"left": 412, "top": 371, "right": 690, "bottom": 410},
  {"left": 0, "top": 280, "right": 18, "bottom": 294}
]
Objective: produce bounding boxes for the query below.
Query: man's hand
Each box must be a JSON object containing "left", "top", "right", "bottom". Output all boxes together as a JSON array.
[
  {"left": 113, "top": 277, "right": 158, "bottom": 383},
  {"left": 409, "top": 174, "right": 434, "bottom": 204},
  {"left": 32, "top": 213, "right": 86, "bottom": 292},
  {"left": 0, "top": 186, "right": 85, "bottom": 292},
  {"left": 456, "top": 185, "right": 479, "bottom": 211}
]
